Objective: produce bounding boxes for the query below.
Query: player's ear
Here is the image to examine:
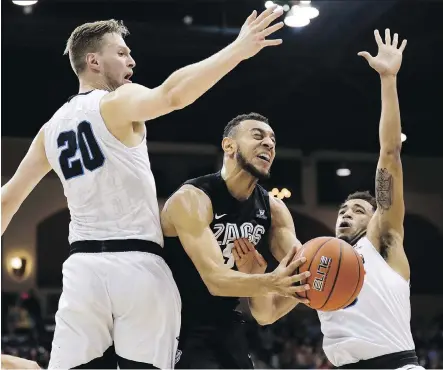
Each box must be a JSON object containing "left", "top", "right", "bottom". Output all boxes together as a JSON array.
[
  {"left": 86, "top": 52, "right": 100, "bottom": 72},
  {"left": 222, "top": 137, "right": 236, "bottom": 156}
]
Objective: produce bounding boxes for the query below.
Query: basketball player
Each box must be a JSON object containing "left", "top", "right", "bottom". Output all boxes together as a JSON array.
[
  {"left": 235, "top": 29, "right": 421, "bottom": 369},
  {"left": 318, "top": 29, "right": 423, "bottom": 370},
  {"left": 1, "top": 8, "right": 285, "bottom": 369},
  {"left": 161, "top": 113, "right": 311, "bottom": 369}
]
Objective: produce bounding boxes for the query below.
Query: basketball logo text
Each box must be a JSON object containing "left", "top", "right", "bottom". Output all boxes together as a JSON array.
[{"left": 313, "top": 256, "right": 332, "bottom": 292}]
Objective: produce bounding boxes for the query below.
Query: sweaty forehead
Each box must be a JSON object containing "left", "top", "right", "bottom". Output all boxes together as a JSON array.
[{"left": 238, "top": 120, "right": 274, "bottom": 135}]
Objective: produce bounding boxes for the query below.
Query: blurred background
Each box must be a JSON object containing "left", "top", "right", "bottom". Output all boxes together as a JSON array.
[{"left": 2, "top": 0, "right": 443, "bottom": 368}]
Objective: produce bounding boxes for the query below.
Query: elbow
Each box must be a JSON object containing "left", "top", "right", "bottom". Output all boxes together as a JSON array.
[
  {"left": 252, "top": 310, "right": 277, "bottom": 326},
  {"left": 380, "top": 145, "right": 402, "bottom": 160},
  {"left": 255, "top": 315, "right": 276, "bottom": 326}
]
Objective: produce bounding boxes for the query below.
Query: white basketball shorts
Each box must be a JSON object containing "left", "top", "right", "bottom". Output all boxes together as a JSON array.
[{"left": 48, "top": 251, "right": 181, "bottom": 369}]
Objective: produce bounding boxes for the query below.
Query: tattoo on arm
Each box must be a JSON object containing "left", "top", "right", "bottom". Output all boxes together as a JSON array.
[{"left": 376, "top": 168, "right": 393, "bottom": 212}]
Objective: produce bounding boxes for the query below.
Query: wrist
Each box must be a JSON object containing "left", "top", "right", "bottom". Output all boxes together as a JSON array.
[
  {"left": 262, "top": 272, "right": 277, "bottom": 294},
  {"left": 226, "top": 41, "right": 246, "bottom": 64},
  {"left": 380, "top": 74, "right": 397, "bottom": 83}
]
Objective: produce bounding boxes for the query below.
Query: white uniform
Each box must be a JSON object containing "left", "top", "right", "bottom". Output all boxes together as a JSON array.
[
  {"left": 318, "top": 237, "right": 420, "bottom": 369},
  {"left": 43, "top": 90, "right": 181, "bottom": 369}
]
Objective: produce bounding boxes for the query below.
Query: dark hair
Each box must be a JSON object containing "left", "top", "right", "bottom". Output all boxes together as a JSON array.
[
  {"left": 64, "top": 19, "right": 129, "bottom": 75},
  {"left": 223, "top": 112, "right": 269, "bottom": 139},
  {"left": 344, "top": 191, "right": 377, "bottom": 211}
]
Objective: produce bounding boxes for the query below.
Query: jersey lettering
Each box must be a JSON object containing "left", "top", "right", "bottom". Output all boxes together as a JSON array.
[
  {"left": 214, "top": 222, "right": 266, "bottom": 268},
  {"left": 57, "top": 120, "right": 105, "bottom": 180}
]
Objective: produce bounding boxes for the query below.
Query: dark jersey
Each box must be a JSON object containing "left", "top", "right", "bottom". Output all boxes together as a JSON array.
[{"left": 164, "top": 171, "right": 273, "bottom": 326}]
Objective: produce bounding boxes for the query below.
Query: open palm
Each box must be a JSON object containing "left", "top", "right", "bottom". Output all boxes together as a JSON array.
[{"left": 358, "top": 29, "right": 407, "bottom": 76}]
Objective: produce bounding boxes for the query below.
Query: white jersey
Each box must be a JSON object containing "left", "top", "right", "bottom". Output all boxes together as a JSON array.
[
  {"left": 318, "top": 237, "right": 415, "bottom": 367},
  {"left": 44, "top": 89, "right": 163, "bottom": 246}
]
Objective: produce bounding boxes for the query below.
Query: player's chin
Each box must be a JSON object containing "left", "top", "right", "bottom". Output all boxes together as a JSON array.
[
  {"left": 336, "top": 231, "right": 356, "bottom": 244},
  {"left": 255, "top": 166, "right": 271, "bottom": 180}
]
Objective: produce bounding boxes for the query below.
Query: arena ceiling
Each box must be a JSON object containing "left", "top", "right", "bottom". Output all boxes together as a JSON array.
[{"left": 3, "top": 0, "right": 442, "bottom": 156}]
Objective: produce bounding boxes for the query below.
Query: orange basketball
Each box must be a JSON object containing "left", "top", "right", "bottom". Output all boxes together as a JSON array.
[{"left": 295, "top": 237, "right": 365, "bottom": 311}]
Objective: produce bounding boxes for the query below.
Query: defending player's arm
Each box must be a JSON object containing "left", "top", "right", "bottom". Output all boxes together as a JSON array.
[
  {"left": 359, "top": 29, "right": 409, "bottom": 279},
  {"left": 100, "top": 7, "right": 283, "bottom": 126},
  {"left": 1, "top": 128, "right": 51, "bottom": 235},
  {"left": 240, "top": 197, "right": 309, "bottom": 325},
  {"left": 1, "top": 355, "right": 40, "bottom": 369},
  {"left": 161, "top": 185, "right": 307, "bottom": 298}
]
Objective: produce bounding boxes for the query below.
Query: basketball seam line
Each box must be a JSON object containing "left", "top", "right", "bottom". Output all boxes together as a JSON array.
[
  {"left": 318, "top": 241, "right": 342, "bottom": 310},
  {"left": 301, "top": 237, "right": 333, "bottom": 300}
]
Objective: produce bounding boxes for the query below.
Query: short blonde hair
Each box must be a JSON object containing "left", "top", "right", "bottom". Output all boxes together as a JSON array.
[{"left": 64, "top": 19, "right": 129, "bottom": 75}]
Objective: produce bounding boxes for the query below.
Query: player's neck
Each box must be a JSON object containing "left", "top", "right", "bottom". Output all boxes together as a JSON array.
[
  {"left": 78, "top": 75, "right": 111, "bottom": 93},
  {"left": 221, "top": 165, "right": 257, "bottom": 201}
]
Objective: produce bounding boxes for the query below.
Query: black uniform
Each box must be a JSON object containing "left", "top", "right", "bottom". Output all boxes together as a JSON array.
[{"left": 164, "top": 172, "right": 273, "bottom": 369}]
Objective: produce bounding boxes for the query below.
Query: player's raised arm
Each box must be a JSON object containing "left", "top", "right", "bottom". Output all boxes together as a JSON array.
[
  {"left": 161, "top": 185, "right": 306, "bottom": 298},
  {"left": 101, "top": 6, "right": 284, "bottom": 125},
  {"left": 360, "top": 29, "right": 409, "bottom": 277},
  {"left": 1, "top": 128, "right": 51, "bottom": 235}
]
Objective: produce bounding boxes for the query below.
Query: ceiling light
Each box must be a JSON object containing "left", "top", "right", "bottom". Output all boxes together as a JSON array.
[
  {"left": 300, "top": 0, "right": 311, "bottom": 4},
  {"left": 12, "top": 0, "right": 38, "bottom": 5},
  {"left": 401, "top": 133, "right": 407, "bottom": 142},
  {"left": 265, "top": 1, "right": 274, "bottom": 8},
  {"left": 284, "top": 13, "right": 310, "bottom": 27},
  {"left": 336, "top": 168, "right": 351, "bottom": 177},
  {"left": 283, "top": 4, "right": 290, "bottom": 11},
  {"left": 292, "top": 4, "right": 319, "bottom": 19},
  {"left": 10, "top": 257, "right": 23, "bottom": 269}
]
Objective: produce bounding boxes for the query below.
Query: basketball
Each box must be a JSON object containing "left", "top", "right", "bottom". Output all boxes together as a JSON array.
[{"left": 295, "top": 237, "right": 365, "bottom": 311}]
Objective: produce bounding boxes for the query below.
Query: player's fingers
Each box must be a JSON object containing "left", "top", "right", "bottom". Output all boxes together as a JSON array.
[
  {"left": 233, "top": 240, "right": 245, "bottom": 257},
  {"left": 289, "top": 284, "right": 310, "bottom": 295},
  {"left": 253, "top": 5, "right": 277, "bottom": 25},
  {"left": 255, "top": 251, "right": 268, "bottom": 267},
  {"left": 259, "top": 21, "right": 284, "bottom": 38},
  {"left": 290, "top": 270, "right": 311, "bottom": 284},
  {"left": 257, "top": 7, "right": 284, "bottom": 31},
  {"left": 245, "top": 10, "right": 257, "bottom": 25},
  {"left": 280, "top": 247, "right": 297, "bottom": 266},
  {"left": 286, "top": 256, "right": 307, "bottom": 273},
  {"left": 392, "top": 33, "right": 398, "bottom": 48},
  {"left": 297, "top": 297, "right": 311, "bottom": 305},
  {"left": 237, "top": 238, "right": 250, "bottom": 255},
  {"left": 399, "top": 39, "right": 407, "bottom": 52},
  {"left": 357, "top": 51, "right": 373, "bottom": 63},
  {"left": 243, "top": 238, "right": 256, "bottom": 252},
  {"left": 385, "top": 28, "right": 391, "bottom": 45},
  {"left": 374, "top": 29, "right": 383, "bottom": 47},
  {"left": 260, "top": 39, "right": 283, "bottom": 47}
]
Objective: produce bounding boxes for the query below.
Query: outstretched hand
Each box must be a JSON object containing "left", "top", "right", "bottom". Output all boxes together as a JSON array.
[
  {"left": 358, "top": 29, "right": 407, "bottom": 76},
  {"left": 233, "top": 5, "right": 284, "bottom": 61}
]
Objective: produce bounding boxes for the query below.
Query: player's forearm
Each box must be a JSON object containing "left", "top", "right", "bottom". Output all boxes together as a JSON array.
[
  {"left": 161, "top": 43, "right": 243, "bottom": 109},
  {"left": 249, "top": 294, "right": 300, "bottom": 325},
  {"left": 379, "top": 75, "right": 402, "bottom": 153},
  {"left": 206, "top": 268, "right": 276, "bottom": 297},
  {"left": 1, "top": 188, "right": 21, "bottom": 235}
]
